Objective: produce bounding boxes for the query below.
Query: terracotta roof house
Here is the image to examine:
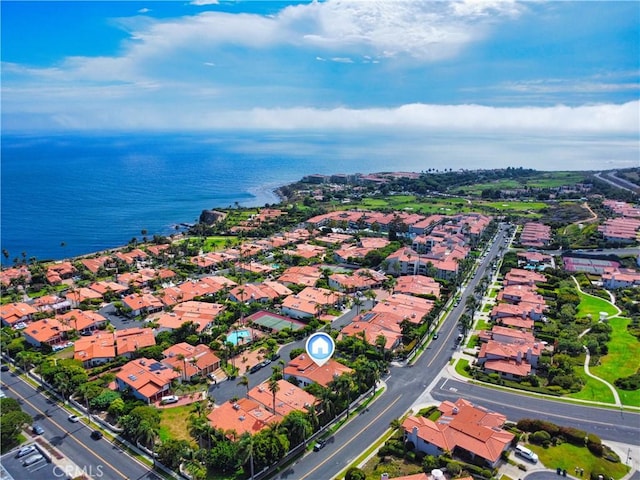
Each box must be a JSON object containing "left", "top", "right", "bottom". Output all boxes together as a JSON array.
[
  {"left": 277, "top": 266, "right": 322, "bottom": 287},
  {"left": 284, "top": 354, "right": 352, "bottom": 388},
  {"left": 162, "top": 342, "right": 220, "bottom": 381},
  {"left": 56, "top": 309, "right": 107, "bottom": 334},
  {"left": 0, "top": 266, "right": 31, "bottom": 288},
  {"left": 281, "top": 286, "right": 344, "bottom": 320},
  {"left": 602, "top": 268, "right": 640, "bottom": 289},
  {"left": 503, "top": 268, "right": 547, "bottom": 286},
  {"left": 64, "top": 287, "right": 103, "bottom": 308},
  {"left": 490, "top": 302, "right": 544, "bottom": 321},
  {"left": 402, "top": 398, "right": 514, "bottom": 468},
  {"left": 46, "top": 262, "right": 77, "bottom": 284},
  {"left": 122, "top": 292, "right": 164, "bottom": 317},
  {"left": 79, "top": 256, "right": 110, "bottom": 274},
  {"left": 598, "top": 217, "right": 640, "bottom": 244},
  {"left": 0, "top": 302, "right": 38, "bottom": 328},
  {"left": 341, "top": 311, "right": 404, "bottom": 350},
  {"left": 88, "top": 280, "right": 128, "bottom": 298},
  {"left": 372, "top": 293, "right": 434, "bottom": 324},
  {"left": 247, "top": 379, "right": 318, "bottom": 416},
  {"left": 146, "top": 244, "right": 170, "bottom": 257},
  {"left": 155, "top": 300, "right": 225, "bottom": 334},
  {"left": 32, "top": 295, "right": 71, "bottom": 315},
  {"left": 74, "top": 332, "right": 117, "bottom": 367},
  {"left": 23, "top": 318, "right": 71, "bottom": 347},
  {"left": 114, "top": 248, "right": 148, "bottom": 264},
  {"left": 315, "top": 232, "right": 354, "bottom": 246},
  {"left": 282, "top": 243, "right": 327, "bottom": 260},
  {"left": 478, "top": 340, "right": 541, "bottom": 373},
  {"left": 116, "top": 358, "right": 179, "bottom": 404},
  {"left": 116, "top": 271, "right": 154, "bottom": 289},
  {"left": 229, "top": 282, "right": 292, "bottom": 304},
  {"left": 328, "top": 268, "right": 387, "bottom": 293},
  {"left": 115, "top": 327, "right": 157, "bottom": 358},
  {"left": 207, "top": 398, "right": 278, "bottom": 437},
  {"left": 519, "top": 222, "right": 552, "bottom": 248},
  {"left": 393, "top": 275, "right": 441, "bottom": 298}
]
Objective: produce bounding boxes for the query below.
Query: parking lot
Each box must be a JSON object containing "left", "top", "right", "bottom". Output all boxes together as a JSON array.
[{"left": 1, "top": 443, "right": 61, "bottom": 480}]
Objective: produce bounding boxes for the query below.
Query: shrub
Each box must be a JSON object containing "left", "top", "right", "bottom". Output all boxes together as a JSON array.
[
  {"left": 530, "top": 430, "right": 552, "bottom": 445},
  {"left": 559, "top": 425, "right": 588, "bottom": 446}
]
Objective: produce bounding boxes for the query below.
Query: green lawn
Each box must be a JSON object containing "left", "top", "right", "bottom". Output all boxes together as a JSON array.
[
  {"left": 528, "top": 442, "right": 629, "bottom": 479},
  {"left": 159, "top": 404, "right": 200, "bottom": 445},
  {"left": 576, "top": 291, "right": 619, "bottom": 319},
  {"left": 481, "top": 200, "right": 548, "bottom": 212},
  {"left": 592, "top": 317, "right": 640, "bottom": 407},
  {"left": 567, "top": 371, "right": 616, "bottom": 404},
  {"left": 475, "top": 319, "right": 490, "bottom": 330}
]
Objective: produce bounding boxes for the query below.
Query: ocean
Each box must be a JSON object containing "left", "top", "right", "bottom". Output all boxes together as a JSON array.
[{"left": 1, "top": 131, "right": 637, "bottom": 265}]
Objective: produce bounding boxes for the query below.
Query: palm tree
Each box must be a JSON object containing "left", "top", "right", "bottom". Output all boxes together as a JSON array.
[
  {"left": 237, "top": 375, "right": 250, "bottom": 396},
  {"left": 239, "top": 432, "right": 255, "bottom": 479},
  {"left": 136, "top": 420, "right": 159, "bottom": 465},
  {"left": 268, "top": 376, "right": 280, "bottom": 414}
]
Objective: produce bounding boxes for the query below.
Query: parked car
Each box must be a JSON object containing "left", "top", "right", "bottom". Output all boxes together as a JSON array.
[
  {"left": 68, "top": 414, "right": 80, "bottom": 423},
  {"left": 249, "top": 364, "right": 262, "bottom": 374},
  {"left": 515, "top": 444, "right": 538, "bottom": 463},
  {"left": 16, "top": 445, "right": 37, "bottom": 458},
  {"left": 1, "top": 364, "right": 9, "bottom": 372},
  {"left": 432, "top": 333, "right": 439, "bottom": 340},
  {"left": 90, "top": 430, "right": 103, "bottom": 440},
  {"left": 22, "top": 453, "right": 44, "bottom": 466},
  {"left": 313, "top": 440, "right": 326, "bottom": 452},
  {"left": 32, "top": 424, "right": 44, "bottom": 435},
  {"left": 160, "top": 395, "right": 179, "bottom": 405}
]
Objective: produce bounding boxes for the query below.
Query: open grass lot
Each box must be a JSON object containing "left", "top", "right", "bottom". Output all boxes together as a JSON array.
[
  {"left": 476, "top": 200, "right": 548, "bottom": 212},
  {"left": 362, "top": 455, "right": 424, "bottom": 480},
  {"left": 203, "top": 235, "right": 240, "bottom": 251},
  {"left": 592, "top": 317, "right": 640, "bottom": 407},
  {"left": 528, "top": 442, "right": 629, "bottom": 479},
  {"left": 459, "top": 179, "right": 524, "bottom": 195},
  {"left": 355, "top": 195, "right": 472, "bottom": 215},
  {"left": 576, "top": 291, "right": 619, "bottom": 318},
  {"left": 525, "top": 171, "right": 589, "bottom": 188},
  {"left": 159, "top": 404, "right": 199, "bottom": 445}
]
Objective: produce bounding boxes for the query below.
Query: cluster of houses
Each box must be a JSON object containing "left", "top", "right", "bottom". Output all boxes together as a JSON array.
[
  {"left": 476, "top": 268, "right": 548, "bottom": 380},
  {"left": 599, "top": 200, "right": 640, "bottom": 244}
]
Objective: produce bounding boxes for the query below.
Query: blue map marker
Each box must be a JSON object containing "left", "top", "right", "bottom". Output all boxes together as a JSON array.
[{"left": 305, "top": 332, "right": 335, "bottom": 367}]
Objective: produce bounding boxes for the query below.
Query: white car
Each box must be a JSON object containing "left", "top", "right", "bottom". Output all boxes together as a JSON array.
[
  {"left": 515, "top": 444, "right": 539, "bottom": 463},
  {"left": 16, "top": 445, "right": 37, "bottom": 458},
  {"left": 68, "top": 414, "right": 80, "bottom": 423}
]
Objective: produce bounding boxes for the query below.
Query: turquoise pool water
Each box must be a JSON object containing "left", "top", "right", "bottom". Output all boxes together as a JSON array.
[{"left": 227, "top": 329, "right": 251, "bottom": 346}]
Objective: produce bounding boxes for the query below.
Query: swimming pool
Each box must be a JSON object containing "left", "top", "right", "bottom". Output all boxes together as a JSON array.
[{"left": 227, "top": 329, "right": 251, "bottom": 346}]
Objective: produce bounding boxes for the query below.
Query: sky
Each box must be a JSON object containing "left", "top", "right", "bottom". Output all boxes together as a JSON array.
[{"left": 1, "top": 0, "right": 639, "bottom": 142}]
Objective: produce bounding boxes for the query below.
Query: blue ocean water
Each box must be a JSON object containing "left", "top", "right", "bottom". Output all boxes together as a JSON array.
[{"left": 2, "top": 131, "right": 637, "bottom": 265}]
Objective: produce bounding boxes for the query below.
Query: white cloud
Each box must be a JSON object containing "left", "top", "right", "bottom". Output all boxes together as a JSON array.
[
  {"left": 190, "top": 0, "right": 219, "bottom": 5},
  {"left": 138, "top": 8, "right": 151, "bottom": 14}
]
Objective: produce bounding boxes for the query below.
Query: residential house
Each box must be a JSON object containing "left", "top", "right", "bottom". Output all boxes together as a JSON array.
[
  {"left": 74, "top": 333, "right": 117, "bottom": 367},
  {"left": 247, "top": 379, "right": 318, "bottom": 416},
  {"left": 341, "top": 311, "right": 404, "bottom": 350},
  {"left": 284, "top": 354, "right": 352, "bottom": 388},
  {"left": 155, "top": 300, "right": 225, "bottom": 334},
  {"left": 116, "top": 358, "right": 179, "bottom": 404},
  {"left": 602, "top": 268, "right": 640, "bottom": 289},
  {"left": 402, "top": 398, "right": 514, "bottom": 468},
  {"left": 207, "top": 398, "right": 278, "bottom": 437},
  {"left": 56, "top": 309, "right": 107, "bottom": 334},
  {"left": 328, "top": 268, "right": 387, "bottom": 293},
  {"left": 23, "top": 318, "right": 71, "bottom": 347},
  {"left": 162, "top": 342, "right": 220, "bottom": 381},
  {"left": 65, "top": 287, "right": 103, "bottom": 308},
  {"left": 115, "top": 327, "right": 157, "bottom": 358},
  {"left": 46, "top": 262, "right": 76, "bottom": 284},
  {"left": 393, "top": 275, "right": 441, "bottom": 298},
  {"left": 122, "top": 292, "right": 164, "bottom": 317},
  {"left": 0, "top": 302, "right": 38, "bottom": 328}
]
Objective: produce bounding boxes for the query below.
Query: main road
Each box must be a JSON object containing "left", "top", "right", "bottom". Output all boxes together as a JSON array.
[
  {"left": 2, "top": 370, "right": 161, "bottom": 480},
  {"left": 271, "top": 225, "right": 640, "bottom": 480}
]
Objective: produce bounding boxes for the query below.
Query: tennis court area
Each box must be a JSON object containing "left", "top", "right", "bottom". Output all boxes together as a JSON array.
[{"left": 247, "top": 310, "right": 305, "bottom": 332}]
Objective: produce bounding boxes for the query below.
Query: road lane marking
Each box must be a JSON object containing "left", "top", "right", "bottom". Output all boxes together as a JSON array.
[
  {"left": 299, "top": 394, "right": 403, "bottom": 480},
  {"left": 13, "top": 377, "right": 132, "bottom": 480}
]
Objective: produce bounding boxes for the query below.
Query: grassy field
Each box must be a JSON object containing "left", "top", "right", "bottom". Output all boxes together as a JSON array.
[
  {"left": 592, "top": 317, "right": 640, "bottom": 407},
  {"left": 568, "top": 372, "right": 616, "bottom": 404},
  {"left": 528, "top": 442, "right": 629, "bottom": 479},
  {"left": 576, "top": 291, "right": 619, "bottom": 318},
  {"left": 159, "top": 404, "right": 199, "bottom": 445}
]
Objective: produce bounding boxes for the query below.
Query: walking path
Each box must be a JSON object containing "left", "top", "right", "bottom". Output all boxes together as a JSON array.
[{"left": 582, "top": 345, "right": 621, "bottom": 406}]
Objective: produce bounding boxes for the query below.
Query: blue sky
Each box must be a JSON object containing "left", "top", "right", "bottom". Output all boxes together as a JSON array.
[{"left": 1, "top": 0, "right": 639, "bottom": 137}]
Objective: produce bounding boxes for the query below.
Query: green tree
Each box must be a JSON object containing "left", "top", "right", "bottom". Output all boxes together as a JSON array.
[
  {"left": 156, "top": 439, "right": 190, "bottom": 469},
  {"left": 279, "top": 410, "right": 312, "bottom": 447},
  {"left": 345, "top": 467, "right": 366, "bottom": 480}
]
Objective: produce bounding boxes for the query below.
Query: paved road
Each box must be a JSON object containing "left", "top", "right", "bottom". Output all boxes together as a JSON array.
[{"left": 2, "top": 370, "right": 161, "bottom": 480}]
